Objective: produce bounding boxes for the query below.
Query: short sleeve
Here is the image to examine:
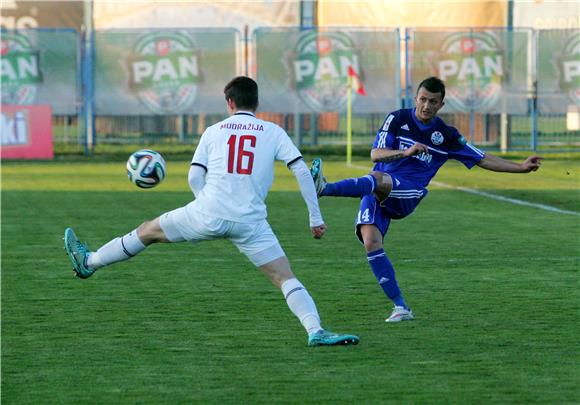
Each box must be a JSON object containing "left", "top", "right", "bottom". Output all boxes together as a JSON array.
[
  {"left": 448, "top": 133, "right": 486, "bottom": 169},
  {"left": 275, "top": 127, "right": 302, "bottom": 164},
  {"left": 191, "top": 128, "right": 209, "bottom": 167}
]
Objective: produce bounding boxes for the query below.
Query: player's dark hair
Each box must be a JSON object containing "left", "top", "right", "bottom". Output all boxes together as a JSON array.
[
  {"left": 224, "top": 76, "right": 259, "bottom": 111},
  {"left": 417, "top": 76, "right": 446, "bottom": 100}
]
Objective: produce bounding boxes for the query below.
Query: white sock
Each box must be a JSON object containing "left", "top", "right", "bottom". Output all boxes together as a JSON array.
[
  {"left": 87, "top": 229, "right": 146, "bottom": 270},
  {"left": 281, "top": 278, "right": 322, "bottom": 334}
]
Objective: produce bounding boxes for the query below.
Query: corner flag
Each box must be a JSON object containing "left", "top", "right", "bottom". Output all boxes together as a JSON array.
[
  {"left": 346, "top": 66, "right": 366, "bottom": 165},
  {"left": 347, "top": 66, "right": 366, "bottom": 96}
]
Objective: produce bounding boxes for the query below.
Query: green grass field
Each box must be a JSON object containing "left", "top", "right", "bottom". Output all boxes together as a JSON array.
[{"left": 2, "top": 158, "right": 579, "bottom": 404}]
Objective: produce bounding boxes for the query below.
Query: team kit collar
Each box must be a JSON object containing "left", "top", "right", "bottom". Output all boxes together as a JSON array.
[{"left": 234, "top": 111, "right": 256, "bottom": 117}]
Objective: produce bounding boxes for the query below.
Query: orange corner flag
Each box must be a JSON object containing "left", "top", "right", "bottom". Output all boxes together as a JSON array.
[{"left": 347, "top": 66, "right": 366, "bottom": 96}]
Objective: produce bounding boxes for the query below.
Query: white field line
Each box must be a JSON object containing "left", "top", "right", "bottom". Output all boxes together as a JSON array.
[{"left": 347, "top": 163, "right": 580, "bottom": 216}]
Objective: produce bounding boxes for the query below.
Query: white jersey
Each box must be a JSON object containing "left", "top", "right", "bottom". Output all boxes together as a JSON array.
[{"left": 191, "top": 111, "right": 303, "bottom": 223}]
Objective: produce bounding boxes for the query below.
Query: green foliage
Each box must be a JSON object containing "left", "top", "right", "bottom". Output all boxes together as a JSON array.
[{"left": 1, "top": 161, "right": 579, "bottom": 404}]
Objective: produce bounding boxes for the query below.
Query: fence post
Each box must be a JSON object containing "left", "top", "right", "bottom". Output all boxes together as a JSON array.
[
  {"left": 395, "top": 28, "right": 402, "bottom": 110},
  {"left": 82, "top": 0, "right": 94, "bottom": 155},
  {"left": 404, "top": 28, "right": 412, "bottom": 108},
  {"left": 531, "top": 29, "right": 538, "bottom": 151}
]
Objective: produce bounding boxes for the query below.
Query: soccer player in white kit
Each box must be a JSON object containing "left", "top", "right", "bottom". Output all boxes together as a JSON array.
[{"left": 64, "top": 76, "right": 359, "bottom": 347}]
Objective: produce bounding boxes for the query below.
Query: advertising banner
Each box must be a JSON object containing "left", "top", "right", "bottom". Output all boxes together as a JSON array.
[
  {"left": 410, "top": 29, "right": 531, "bottom": 114},
  {"left": 94, "top": 29, "right": 238, "bottom": 115},
  {"left": 1, "top": 104, "right": 53, "bottom": 159},
  {"left": 93, "top": 1, "right": 299, "bottom": 32},
  {"left": 537, "top": 29, "right": 580, "bottom": 114},
  {"left": 0, "top": 29, "right": 79, "bottom": 114},
  {"left": 255, "top": 29, "right": 399, "bottom": 114},
  {"left": 318, "top": 0, "right": 506, "bottom": 29},
  {"left": 0, "top": 0, "right": 84, "bottom": 30}
]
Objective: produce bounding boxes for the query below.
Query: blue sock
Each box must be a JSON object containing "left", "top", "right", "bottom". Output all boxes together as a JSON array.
[
  {"left": 321, "top": 174, "right": 377, "bottom": 197},
  {"left": 366, "top": 248, "right": 408, "bottom": 309}
]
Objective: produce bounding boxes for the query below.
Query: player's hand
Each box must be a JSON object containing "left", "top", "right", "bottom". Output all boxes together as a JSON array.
[
  {"left": 522, "top": 156, "right": 543, "bottom": 172},
  {"left": 405, "top": 142, "right": 429, "bottom": 157},
  {"left": 311, "top": 224, "right": 327, "bottom": 239}
]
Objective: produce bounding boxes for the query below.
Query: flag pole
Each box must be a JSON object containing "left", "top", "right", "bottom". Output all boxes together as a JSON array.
[{"left": 346, "top": 73, "right": 352, "bottom": 166}]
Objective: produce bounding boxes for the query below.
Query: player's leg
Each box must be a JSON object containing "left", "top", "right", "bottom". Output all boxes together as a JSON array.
[
  {"left": 86, "top": 217, "right": 172, "bottom": 269},
  {"left": 65, "top": 207, "right": 185, "bottom": 278},
  {"left": 310, "top": 158, "right": 392, "bottom": 199},
  {"left": 64, "top": 224, "right": 150, "bottom": 278},
  {"left": 232, "top": 221, "right": 359, "bottom": 346},
  {"left": 259, "top": 255, "right": 323, "bottom": 335},
  {"left": 356, "top": 195, "right": 413, "bottom": 322},
  {"left": 259, "top": 254, "right": 359, "bottom": 346}
]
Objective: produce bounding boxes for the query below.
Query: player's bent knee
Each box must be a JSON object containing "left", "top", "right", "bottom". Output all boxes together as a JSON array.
[
  {"left": 370, "top": 171, "right": 393, "bottom": 201},
  {"left": 137, "top": 218, "right": 170, "bottom": 245},
  {"left": 258, "top": 254, "right": 295, "bottom": 288},
  {"left": 360, "top": 225, "right": 383, "bottom": 252}
]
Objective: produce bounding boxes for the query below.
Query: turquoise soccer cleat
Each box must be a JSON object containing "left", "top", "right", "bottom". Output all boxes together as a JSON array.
[
  {"left": 310, "top": 158, "right": 327, "bottom": 197},
  {"left": 308, "top": 329, "right": 360, "bottom": 347},
  {"left": 64, "top": 227, "right": 95, "bottom": 279}
]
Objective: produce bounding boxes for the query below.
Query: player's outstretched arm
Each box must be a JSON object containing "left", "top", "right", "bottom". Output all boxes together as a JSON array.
[
  {"left": 476, "top": 153, "right": 543, "bottom": 173},
  {"left": 288, "top": 159, "right": 326, "bottom": 239},
  {"left": 371, "top": 143, "right": 429, "bottom": 163}
]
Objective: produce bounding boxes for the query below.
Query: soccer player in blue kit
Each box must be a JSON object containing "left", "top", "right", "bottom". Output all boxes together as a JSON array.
[{"left": 310, "top": 77, "right": 543, "bottom": 323}]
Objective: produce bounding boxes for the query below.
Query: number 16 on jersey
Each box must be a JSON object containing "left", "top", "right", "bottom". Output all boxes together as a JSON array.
[{"left": 227, "top": 134, "right": 256, "bottom": 174}]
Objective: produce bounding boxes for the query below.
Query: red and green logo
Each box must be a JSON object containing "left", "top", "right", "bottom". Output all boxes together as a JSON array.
[
  {"left": 128, "top": 32, "right": 200, "bottom": 113},
  {"left": 288, "top": 31, "right": 362, "bottom": 112},
  {"left": 436, "top": 32, "right": 504, "bottom": 111},
  {"left": 0, "top": 32, "right": 42, "bottom": 105}
]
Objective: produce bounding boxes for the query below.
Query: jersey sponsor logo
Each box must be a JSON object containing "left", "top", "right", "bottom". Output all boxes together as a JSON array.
[
  {"left": 430, "top": 131, "right": 444, "bottom": 145},
  {"left": 557, "top": 34, "right": 580, "bottom": 106},
  {"left": 436, "top": 32, "right": 504, "bottom": 111},
  {"left": 0, "top": 32, "right": 42, "bottom": 105},
  {"left": 400, "top": 124, "right": 410, "bottom": 130},
  {"left": 398, "top": 139, "right": 432, "bottom": 164},
  {"left": 128, "top": 32, "right": 200, "bottom": 114},
  {"left": 290, "top": 31, "right": 362, "bottom": 112}
]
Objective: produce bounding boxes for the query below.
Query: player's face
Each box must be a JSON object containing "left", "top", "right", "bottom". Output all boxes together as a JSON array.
[{"left": 414, "top": 87, "right": 444, "bottom": 123}]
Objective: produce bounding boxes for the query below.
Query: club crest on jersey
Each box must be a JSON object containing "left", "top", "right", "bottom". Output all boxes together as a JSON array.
[
  {"left": 430, "top": 131, "right": 444, "bottom": 145},
  {"left": 436, "top": 32, "right": 504, "bottom": 112},
  {"left": 0, "top": 32, "right": 42, "bottom": 105},
  {"left": 288, "top": 31, "right": 362, "bottom": 112},
  {"left": 128, "top": 32, "right": 200, "bottom": 114}
]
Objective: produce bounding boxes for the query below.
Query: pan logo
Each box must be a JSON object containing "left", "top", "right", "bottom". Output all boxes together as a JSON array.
[
  {"left": 437, "top": 32, "right": 504, "bottom": 111},
  {"left": 0, "top": 32, "right": 42, "bottom": 105},
  {"left": 290, "top": 31, "right": 361, "bottom": 112},
  {"left": 128, "top": 32, "right": 200, "bottom": 114},
  {"left": 558, "top": 34, "right": 580, "bottom": 106}
]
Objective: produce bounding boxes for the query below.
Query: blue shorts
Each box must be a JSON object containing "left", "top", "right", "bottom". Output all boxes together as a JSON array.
[{"left": 355, "top": 175, "right": 428, "bottom": 242}]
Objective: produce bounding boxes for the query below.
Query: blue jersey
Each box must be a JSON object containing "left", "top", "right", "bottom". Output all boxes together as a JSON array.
[{"left": 372, "top": 108, "right": 485, "bottom": 188}]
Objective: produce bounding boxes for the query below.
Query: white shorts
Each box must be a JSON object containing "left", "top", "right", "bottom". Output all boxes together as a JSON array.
[{"left": 159, "top": 203, "right": 285, "bottom": 267}]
